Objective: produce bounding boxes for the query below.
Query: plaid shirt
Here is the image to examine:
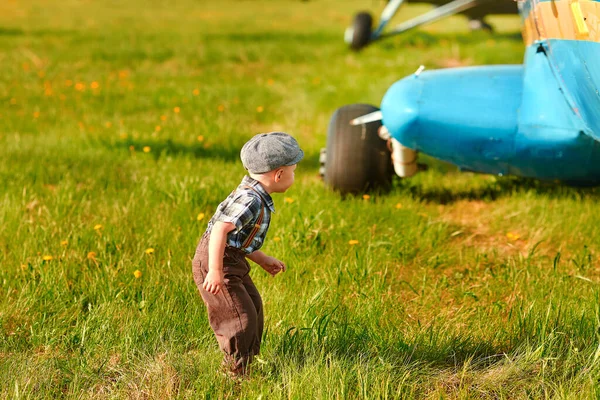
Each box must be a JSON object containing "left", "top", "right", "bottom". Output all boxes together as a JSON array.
[{"left": 206, "top": 176, "right": 275, "bottom": 254}]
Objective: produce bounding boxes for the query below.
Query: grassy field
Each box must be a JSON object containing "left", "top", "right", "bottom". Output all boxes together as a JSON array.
[{"left": 2, "top": 0, "right": 600, "bottom": 398}]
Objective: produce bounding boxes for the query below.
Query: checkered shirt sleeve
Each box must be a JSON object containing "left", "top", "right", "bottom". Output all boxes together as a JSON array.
[{"left": 213, "top": 192, "right": 262, "bottom": 233}]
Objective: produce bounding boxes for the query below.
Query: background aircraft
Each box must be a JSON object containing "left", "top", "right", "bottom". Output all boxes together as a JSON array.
[
  {"left": 324, "top": 0, "right": 600, "bottom": 193},
  {"left": 346, "top": 0, "right": 518, "bottom": 50}
]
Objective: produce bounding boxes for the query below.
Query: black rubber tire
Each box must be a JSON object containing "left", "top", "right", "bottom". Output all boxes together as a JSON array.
[
  {"left": 324, "top": 104, "right": 394, "bottom": 195},
  {"left": 349, "top": 12, "right": 373, "bottom": 51}
]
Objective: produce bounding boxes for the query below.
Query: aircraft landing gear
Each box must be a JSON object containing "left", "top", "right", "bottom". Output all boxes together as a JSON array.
[
  {"left": 345, "top": 0, "right": 491, "bottom": 50},
  {"left": 322, "top": 104, "right": 394, "bottom": 194},
  {"left": 345, "top": 12, "right": 373, "bottom": 51},
  {"left": 468, "top": 18, "right": 494, "bottom": 32}
]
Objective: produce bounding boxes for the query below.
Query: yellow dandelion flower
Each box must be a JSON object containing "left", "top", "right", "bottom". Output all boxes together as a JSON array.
[
  {"left": 42, "top": 255, "right": 53, "bottom": 261},
  {"left": 145, "top": 248, "right": 154, "bottom": 255},
  {"left": 120, "top": 132, "right": 128, "bottom": 139},
  {"left": 155, "top": 125, "right": 161, "bottom": 132},
  {"left": 22, "top": 63, "right": 30, "bottom": 71},
  {"left": 256, "top": 106, "right": 264, "bottom": 113},
  {"left": 217, "top": 104, "right": 225, "bottom": 112},
  {"left": 33, "top": 111, "right": 40, "bottom": 119},
  {"left": 348, "top": 240, "right": 359, "bottom": 245},
  {"left": 90, "top": 81, "right": 100, "bottom": 89},
  {"left": 273, "top": 237, "right": 281, "bottom": 242},
  {"left": 61, "top": 240, "right": 68, "bottom": 246},
  {"left": 395, "top": 203, "right": 402, "bottom": 209},
  {"left": 362, "top": 194, "right": 370, "bottom": 200},
  {"left": 160, "top": 115, "right": 167, "bottom": 121},
  {"left": 173, "top": 106, "right": 180, "bottom": 113},
  {"left": 197, "top": 213, "right": 205, "bottom": 221},
  {"left": 197, "top": 135, "right": 204, "bottom": 142},
  {"left": 87, "top": 251, "right": 96, "bottom": 260},
  {"left": 284, "top": 197, "right": 294, "bottom": 204},
  {"left": 193, "top": 88, "right": 200, "bottom": 96},
  {"left": 143, "top": 146, "right": 151, "bottom": 153},
  {"left": 75, "top": 82, "right": 85, "bottom": 91},
  {"left": 118, "top": 70, "right": 129, "bottom": 79},
  {"left": 133, "top": 270, "right": 142, "bottom": 279},
  {"left": 506, "top": 232, "right": 520, "bottom": 241},
  {"left": 94, "top": 224, "right": 103, "bottom": 231},
  {"left": 267, "top": 79, "right": 274, "bottom": 86}
]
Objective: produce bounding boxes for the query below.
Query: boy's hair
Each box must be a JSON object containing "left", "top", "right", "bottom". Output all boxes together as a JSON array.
[{"left": 240, "top": 132, "right": 304, "bottom": 174}]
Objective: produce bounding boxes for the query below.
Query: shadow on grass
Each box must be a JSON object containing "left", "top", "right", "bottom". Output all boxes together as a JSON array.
[
  {"left": 320, "top": 155, "right": 600, "bottom": 204},
  {"left": 104, "top": 138, "right": 244, "bottom": 163},
  {"left": 104, "top": 139, "right": 325, "bottom": 172},
  {"left": 203, "top": 31, "right": 337, "bottom": 44},
  {"left": 0, "top": 28, "right": 24, "bottom": 36},
  {"left": 398, "top": 175, "right": 600, "bottom": 205},
  {"left": 271, "top": 319, "right": 503, "bottom": 373},
  {"left": 0, "top": 28, "right": 80, "bottom": 37},
  {"left": 266, "top": 306, "right": 593, "bottom": 385},
  {"left": 380, "top": 30, "right": 523, "bottom": 52},
  {"left": 102, "top": 140, "right": 600, "bottom": 204}
]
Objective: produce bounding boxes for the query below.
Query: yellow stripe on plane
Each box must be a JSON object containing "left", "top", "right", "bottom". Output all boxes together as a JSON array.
[{"left": 522, "top": 0, "right": 600, "bottom": 45}]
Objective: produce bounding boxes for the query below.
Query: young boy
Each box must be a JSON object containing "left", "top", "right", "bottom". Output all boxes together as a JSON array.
[{"left": 192, "top": 132, "right": 303, "bottom": 377}]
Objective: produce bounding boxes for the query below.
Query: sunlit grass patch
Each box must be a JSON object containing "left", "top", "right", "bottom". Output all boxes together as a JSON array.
[{"left": 2, "top": 0, "right": 600, "bottom": 398}]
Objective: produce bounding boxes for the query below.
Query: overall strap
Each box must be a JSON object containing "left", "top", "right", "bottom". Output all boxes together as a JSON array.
[{"left": 241, "top": 185, "right": 265, "bottom": 249}]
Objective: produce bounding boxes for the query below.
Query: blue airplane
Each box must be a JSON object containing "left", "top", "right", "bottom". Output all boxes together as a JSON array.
[{"left": 322, "top": 0, "right": 600, "bottom": 194}]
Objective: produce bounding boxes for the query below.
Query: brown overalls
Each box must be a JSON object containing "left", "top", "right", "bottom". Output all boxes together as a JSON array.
[{"left": 192, "top": 185, "right": 267, "bottom": 375}]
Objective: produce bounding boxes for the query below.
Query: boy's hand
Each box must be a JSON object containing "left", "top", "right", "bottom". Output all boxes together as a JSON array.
[
  {"left": 260, "top": 256, "right": 286, "bottom": 277},
  {"left": 203, "top": 269, "right": 225, "bottom": 295}
]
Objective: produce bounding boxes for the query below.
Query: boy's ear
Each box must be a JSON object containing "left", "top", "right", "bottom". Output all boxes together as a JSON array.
[{"left": 274, "top": 168, "right": 283, "bottom": 182}]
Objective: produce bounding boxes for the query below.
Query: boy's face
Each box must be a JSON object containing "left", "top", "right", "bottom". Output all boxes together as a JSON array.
[{"left": 273, "top": 164, "right": 296, "bottom": 193}]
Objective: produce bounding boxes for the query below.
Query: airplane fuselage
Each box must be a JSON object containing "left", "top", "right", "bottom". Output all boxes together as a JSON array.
[{"left": 381, "top": 0, "right": 600, "bottom": 184}]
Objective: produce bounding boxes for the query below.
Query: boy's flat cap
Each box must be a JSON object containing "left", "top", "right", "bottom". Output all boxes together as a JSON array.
[{"left": 241, "top": 132, "right": 304, "bottom": 174}]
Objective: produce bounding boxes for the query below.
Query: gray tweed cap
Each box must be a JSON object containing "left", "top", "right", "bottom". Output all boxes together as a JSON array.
[{"left": 240, "top": 132, "right": 304, "bottom": 174}]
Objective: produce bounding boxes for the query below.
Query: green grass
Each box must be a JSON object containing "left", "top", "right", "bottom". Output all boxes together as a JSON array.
[{"left": 2, "top": 0, "right": 600, "bottom": 398}]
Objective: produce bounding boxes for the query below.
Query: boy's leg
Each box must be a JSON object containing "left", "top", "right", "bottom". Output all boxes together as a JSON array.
[
  {"left": 192, "top": 240, "right": 260, "bottom": 375},
  {"left": 242, "top": 274, "right": 263, "bottom": 357},
  {"left": 204, "top": 274, "right": 258, "bottom": 374}
]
